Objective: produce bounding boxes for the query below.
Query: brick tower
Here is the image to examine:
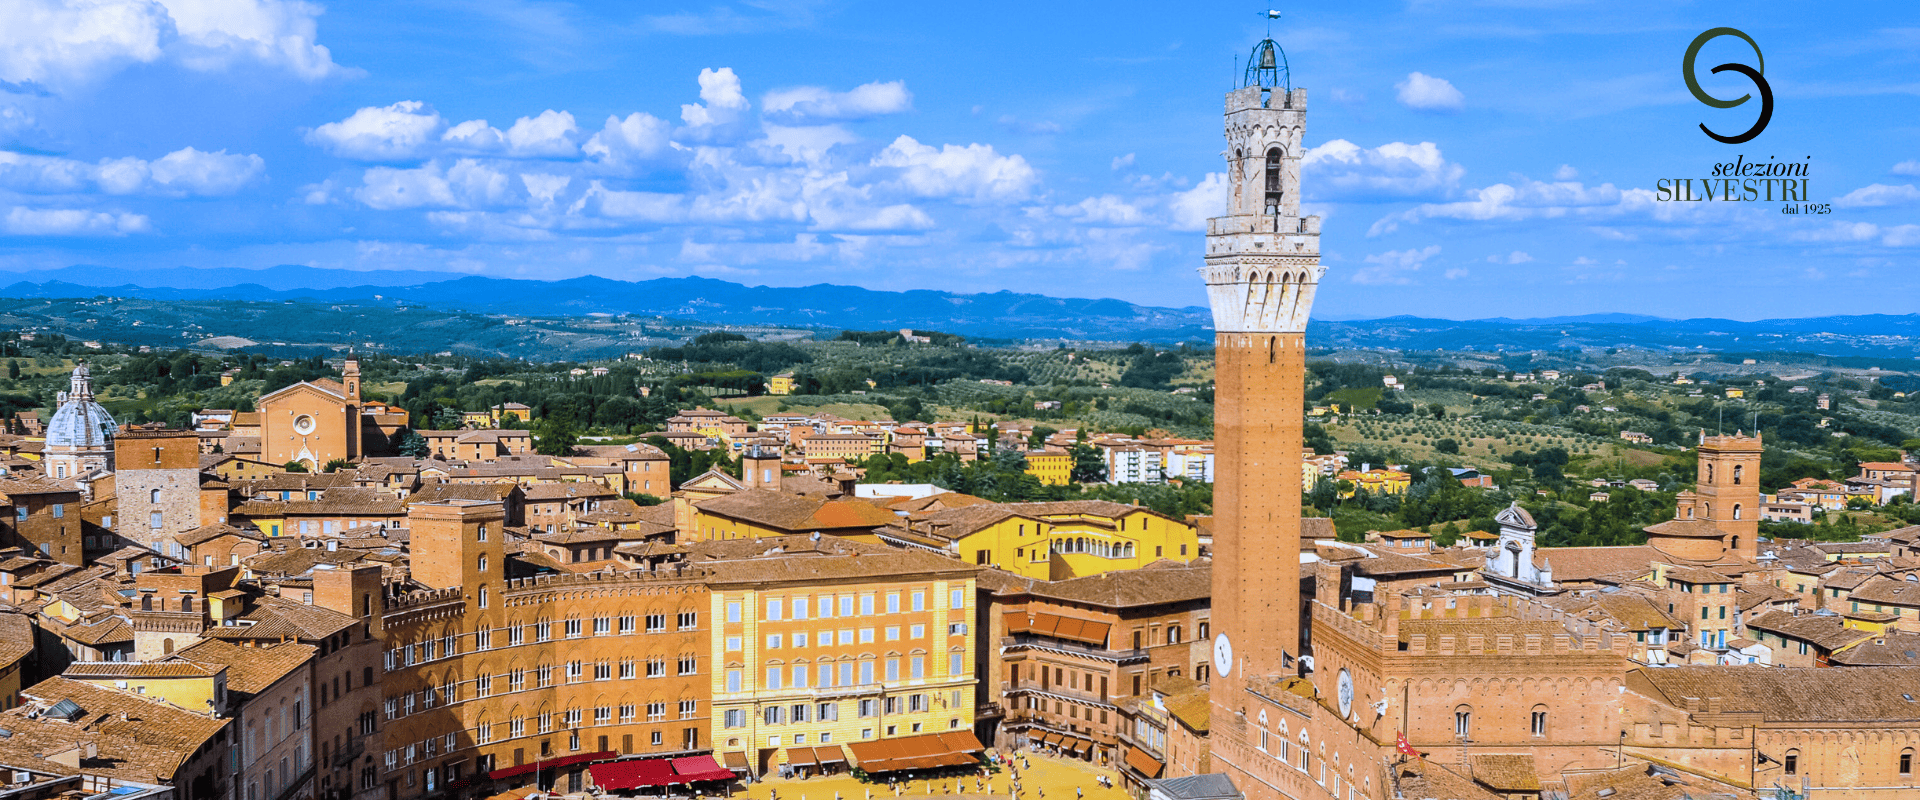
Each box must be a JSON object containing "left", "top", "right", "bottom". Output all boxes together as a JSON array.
[
  {"left": 1205, "top": 31, "right": 1323, "bottom": 773},
  {"left": 1681, "top": 431, "right": 1762, "bottom": 560}
]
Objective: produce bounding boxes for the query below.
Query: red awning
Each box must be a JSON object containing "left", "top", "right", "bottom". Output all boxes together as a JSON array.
[
  {"left": 489, "top": 751, "right": 618, "bottom": 780},
  {"left": 1124, "top": 748, "right": 1164, "bottom": 779},
  {"left": 670, "top": 755, "right": 735, "bottom": 782},
  {"left": 590, "top": 759, "right": 677, "bottom": 790}
]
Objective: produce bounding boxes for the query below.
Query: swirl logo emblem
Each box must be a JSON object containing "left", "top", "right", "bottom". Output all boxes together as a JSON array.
[{"left": 1684, "top": 27, "right": 1772, "bottom": 144}]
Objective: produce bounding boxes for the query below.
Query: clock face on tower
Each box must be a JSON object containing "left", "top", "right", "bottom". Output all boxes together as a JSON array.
[
  {"left": 1337, "top": 668, "right": 1354, "bottom": 718},
  {"left": 1213, "top": 633, "right": 1233, "bottom": 677}
]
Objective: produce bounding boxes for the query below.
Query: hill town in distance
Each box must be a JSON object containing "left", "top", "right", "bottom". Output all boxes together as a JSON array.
[{"left": 7, "top": 16, "right": 1920, "bottom": 800}]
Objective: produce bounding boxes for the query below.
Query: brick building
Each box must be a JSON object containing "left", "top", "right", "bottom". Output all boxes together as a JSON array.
[{"left": 988, "top": 564, "right": 1211, "bottom": 767}]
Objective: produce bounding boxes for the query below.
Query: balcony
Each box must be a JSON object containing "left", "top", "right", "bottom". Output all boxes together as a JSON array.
[
  {"left": 1002, "top": 635, "right": 1148, "bottom": 665},
  {"left": 332, "top": 736, "right": 367, "bottom": 768}
]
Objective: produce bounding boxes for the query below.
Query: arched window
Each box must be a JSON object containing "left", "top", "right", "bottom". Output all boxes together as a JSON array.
[
  {"left": 1530, "top": 705, "right": 1548, "bottom": 737},
  {"left": 162, "top": 638, "right": 175, "bottom": 654},
  {"left": 1901, "top": 747, "right": 1914, "bottom": 776},
  {"left": 1705, "top": 464, "right": 1715, "bottom": 483},
  {"left": 140, "top": 595, "right": 152, "bottom": 611},
  {"left": 1263, "top": 147, "right": 1283, "bottom": 214},
  {"left": 1167, "top": 626, "right": 1181, "bottom": 645},
  {"left": 1732, "top": 464, "right": 1743, "bottom": 484},
  {"left": 1784, "top": 749, "right": 1799, "bottom": 775},
  {"left": 181, "top": 596, "right": 194, "bottom": 612},
  {"left": 1731, "top": 536, "right": 1741, "bottom": 553},
  {"left": 477, "top": 555, "right": 488, "bottom": 573},
  {"left": 150, "top": 489, "right": 161, "bottom": 503},
  {"left": 1453, "top": 705, "right": 1472, "bottom": 738},
  {"left": 1732, "top": 503, "right": 1742, "bottom": 520}
]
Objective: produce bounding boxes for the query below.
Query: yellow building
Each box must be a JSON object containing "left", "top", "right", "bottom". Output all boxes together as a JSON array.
[
  {"left": 880, "top": 500, "right": 1202, "bottom": 581},
  {"left": 1024, "top": 450, "right": 1072, "bottom": 486},
  {"left": 459, "top": 410, "right": 493, "bottom": 428},
  {"left": 1334, "top": 468, "right": 1411, "bottom": 498},
  {"left": 698, "top": 537, "right": 980, "bottom": 776},
  {"left": 769, "top": 373, "right": 796, "bottom": 396},
  {"left": 63, "top": 661, "right": 230, "bottom": 713}
]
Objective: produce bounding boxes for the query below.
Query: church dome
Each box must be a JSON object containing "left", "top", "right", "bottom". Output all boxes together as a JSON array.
[{"left": 45, "top": 363, "right": 116, "bottom": 450}]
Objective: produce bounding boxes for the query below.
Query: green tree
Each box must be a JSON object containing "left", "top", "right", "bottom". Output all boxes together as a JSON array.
[
  {"left": 397, "top": 430, "right": 430, "bottom": 458},
  {"left": 498, "top": 411, "right": 522, "bottom": 428},
  {"left": 1070, "top": 443, "right": 1108, "bottom": 484},
  {"left": 323, "top": 458, "right": 353, "bottom": 473},
  {"left": 624, "top": 492, "right": 666, "bottom": 506},
  {"left": 1435, "top": 438, "right": 1460, "bottom": 455},
  {"left": 1428, "top": 403, "right": 1446, "bottom": 419},
  {"left": 5, "top": 360, "right": 16, "bottom": 380},
  {"left": 533, "top": 415, "right": 579, "bottom": 456},
  {"left": 430, "top": 407, "right": 463, "bottom": 430},
  {"left": 284, "top": 460, "right": 309, "bottom": 473}
]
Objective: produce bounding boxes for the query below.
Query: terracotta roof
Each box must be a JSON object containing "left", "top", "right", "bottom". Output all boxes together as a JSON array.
[
  {"left": 1, "top": 676, "right": 230, "bottom": 782},
  {"left": 1162, "top": 688, "right": 1210, "bottom": 733},
  {"left": 0, "top": 611, "right": 33, "bottom": 666},
  {"left": 1027, "top": 563, "right": 1210, "bottom": 608},
  {"left": 1830, "top": 632, "right": 1920, "bottom": 666},
  {"left": 1849, "top": 576, "right": 1920, "bottom": 607},
  {"left": 696, "top": 489, "right": 899, "bottom": 532},
  {"left": 1664, "top": 565, "right": 1732, "bottom": 584},
  {"left": 523, "top": 482, "right": 618, "bottom": 502},
  {"left": 1644, "top": 518, "right": 1728, "bottom": 539},
  {"left": 409, "top": 483, "right": 519, "bottom": 504},
  {"left": 687, "top": 535, "right": 977, "bottom": 586},
  {"left": 1532, "top": 546, "right": 1662, "bottom": 582},
  {"left": 64, "top": 661, "right": 222, "bottom": 679},
  {"left": 1632, "top": 665, "right": 1920, "bottom": 722},
  {"left": 169, "top": 639, "right": 317, "bottom": 694},
  {"left": 1470, "top": 754, "right": 1540, "bottom": 792},
  {"left": 174, "top": 523, "right": 265, "bottom": 547}
]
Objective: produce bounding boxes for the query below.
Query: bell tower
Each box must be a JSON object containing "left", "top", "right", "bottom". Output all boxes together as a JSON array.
[{"left": 1206, "top": 30, "right": 1323, "bottom": 785}]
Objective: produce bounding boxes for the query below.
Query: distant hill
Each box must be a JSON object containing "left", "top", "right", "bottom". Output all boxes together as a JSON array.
[
  {"left": 0, "top": 268, "right": 1214, "bottom": 342},
  {"left": 0, "top": 265, "right": 1917, "bottom": 359}
]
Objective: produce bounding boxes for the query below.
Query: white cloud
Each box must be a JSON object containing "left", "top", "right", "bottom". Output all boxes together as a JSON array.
[
  {"left": 1111, "top": 153, "right": 1135, "bottom": 171},
  {"left": 1166, "top": 172, "right": 1226, "bottom": 231},
  {"left": 503, "top": 110, "right": 580, "bottom": 158},
  {"left": 1893, "top": 160, "right": 1920, "bottom": 177},
  {"left": 762, "top": 80, "right": 911, "bottom": 124},
  {"left": 440, "top": 119, "right": 505, "bottom": 153},
  {"left": 353, "top": 159, "right": 521, "bottom": 211},
  {"left": 1791, "top": 221, "right": 1920, "bottom": 248},
  {"left": 1041, "top": 195, "right": 1148, "bottom": 226},
  {"left": 307, "top": 101, "right": 445, "bottom": 161},
  {"left": 0, "top": 146, "right": 263, "bottom": 195},
  {"left": 1302, "top": 139, "right": 1464, "bottom": 202},
  {"left": 1488, "top": 250, "right": 1532, "bottom": 264},
  {"left": 2, "top": 205, "right": 148, "bottom": 235},
  {"left": 0, "top": 0, "right": 348, "bottom": 87},
  {"left": 1353, "top": 244, "right": 1440, "bottom": 285},
  {"left": 680, "top": 67, "right": 749, "bottom": 130},
  {"left": 583, "top": 112, "right": 673, "bottom": 169},
  {"left": 1834, "top": 183, "right": 1920, "bottom": 208},
  {"left": 1554, "top": 164, "right": 1578, "bottom": 180},
  {"left": 147, "top": 147, "right": 265, "bottom": 195},
  {"left": 872, "top": 135, "right": 1036, "bottom": 203},
  {"left": 1395, "top": 72, "right": 1464, "bottom": 112},
  {"left": 1369, "top": 179, "right": 1637, "bottom": 235},
  {"left": 1444, "top": 268, "right": 1469, "bottom": 279}
]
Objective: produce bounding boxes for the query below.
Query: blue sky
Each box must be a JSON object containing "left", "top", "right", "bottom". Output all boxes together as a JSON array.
[{"left": 0, "top": 1, "right": 1915, "bottom": 320}]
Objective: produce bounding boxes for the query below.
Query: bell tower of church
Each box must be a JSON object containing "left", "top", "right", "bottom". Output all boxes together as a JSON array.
[{"left": 1206, "top": 28, "right": 1324, "bottom": 766}]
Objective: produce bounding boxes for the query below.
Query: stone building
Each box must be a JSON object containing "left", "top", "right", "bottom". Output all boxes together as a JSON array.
[
  {"left": 112, "top": 428, "right": 208, "bottom": 555},
  {"left": 258, "top": 359, "right": 390, "bottom": 469}
]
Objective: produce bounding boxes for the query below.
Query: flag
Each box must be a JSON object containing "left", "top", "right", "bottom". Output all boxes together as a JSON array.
[
  {"left": 1266, "top": 10, "right": 1281, "bottom": 19},
  {"left": 1395, "top": 733, "right": 1420, "bottom": 758}
]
